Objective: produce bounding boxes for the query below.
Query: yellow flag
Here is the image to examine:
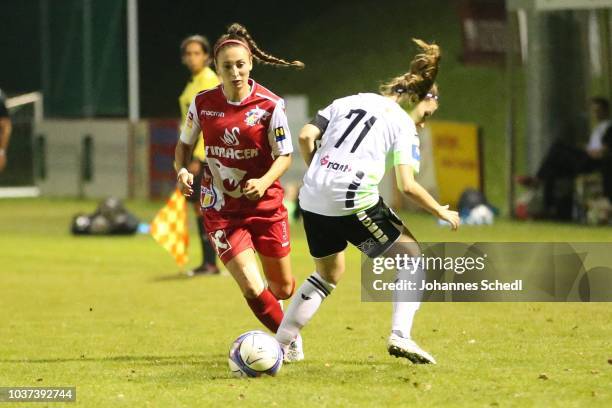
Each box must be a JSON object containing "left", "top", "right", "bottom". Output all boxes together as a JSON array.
[{"left": 150, "top": 188, "right": 189, "bottom": 266}]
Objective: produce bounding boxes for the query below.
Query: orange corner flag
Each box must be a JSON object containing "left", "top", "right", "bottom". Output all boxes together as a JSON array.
[{"left": 150, "top": 188, "right": 189, "bottom": 266}]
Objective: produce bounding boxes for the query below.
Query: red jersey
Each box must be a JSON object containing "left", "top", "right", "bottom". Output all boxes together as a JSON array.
[{"left": 179, "top": 79, "right": 293, "bottom": 229}]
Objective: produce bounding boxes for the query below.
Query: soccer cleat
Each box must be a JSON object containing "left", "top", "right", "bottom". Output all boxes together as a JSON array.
[
  {"left": 387, "top": 333, "right": 436, "bottom": 364},
  {"left": 283, "top": 334, "right": 304, "bottom": 363},
  {"left": 186, "top": 264, "right": 220, "bottom": 277}
]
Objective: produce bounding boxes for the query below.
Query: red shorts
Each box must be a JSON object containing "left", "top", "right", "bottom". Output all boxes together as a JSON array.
[{"left": 206, "top": 211, "right": 291, "bottom": 264}]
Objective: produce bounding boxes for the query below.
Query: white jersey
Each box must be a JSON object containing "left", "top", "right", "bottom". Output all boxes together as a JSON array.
[{"left": 299, "top": 93, "right": 420, "bottom": 216}]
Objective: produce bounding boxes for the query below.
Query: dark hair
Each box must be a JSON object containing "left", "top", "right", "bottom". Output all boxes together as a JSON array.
[
  {"left": 213, "top": 23, "right": 304, "bottom": 69},
  {"left": 591, "top": 97, "right": 610, "bottom": 114},
  {"left": 380, "top": 39, "right": 441, "bottom": 105},
  {"left": 180, "top": 34, "right": 212, "bottom": 58}
]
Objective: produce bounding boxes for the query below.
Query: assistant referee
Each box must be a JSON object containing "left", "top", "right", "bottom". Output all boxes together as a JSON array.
[{"left": 178, "top": 35, "right": 220, "bottom": 275}]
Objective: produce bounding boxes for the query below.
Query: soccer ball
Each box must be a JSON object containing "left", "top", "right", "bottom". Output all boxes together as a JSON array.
[
  {"left": 465, "top": 204, "right": 494, "bottom": 225},
  {"left": 228, "top": 330, "right": 283, "bottom": 378}
]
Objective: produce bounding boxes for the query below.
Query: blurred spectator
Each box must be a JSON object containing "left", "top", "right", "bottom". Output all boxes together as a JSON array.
[
  {"left": 518, "top": 97, "right": 612, "bottom": 218},
  {"left": 0, "top": 88, "right": 12, "bottom": 173},
  {"left": 178, "top": 35, "right": 221, "bottom": 276}
]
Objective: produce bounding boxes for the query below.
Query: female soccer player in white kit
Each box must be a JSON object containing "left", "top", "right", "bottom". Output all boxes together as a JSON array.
[{"left": 276, "top": 39, "right": 459, "bottom": 364}]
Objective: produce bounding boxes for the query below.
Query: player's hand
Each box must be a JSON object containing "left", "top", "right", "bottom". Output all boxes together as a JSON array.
[
  {"left": 435, "top": 205, "right": 459, "bottom": 231},
  {"left": 243, "top": 178, "right": 267, "bottom": 200},
  {"left": 177, "top": 168, "right": 194, "bottom": 197}
]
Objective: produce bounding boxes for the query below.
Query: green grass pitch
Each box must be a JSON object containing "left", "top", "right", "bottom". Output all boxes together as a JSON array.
[{"left": 1, "top": 198, "right": 611, "bottom": 407}]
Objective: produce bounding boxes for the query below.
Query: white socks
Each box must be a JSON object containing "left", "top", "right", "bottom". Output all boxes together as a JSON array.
[
  {"left": 275, "top": 263, "right": 423, "bottom": 345},
  {"left": 276, "top": 272, "right": 335, "bottom": 346},
  {"left": 391, "top": 259, "right": 424, "bottom": 339},
  {"left": 391, "top": 302, "right": 420, "bottom": 339}
]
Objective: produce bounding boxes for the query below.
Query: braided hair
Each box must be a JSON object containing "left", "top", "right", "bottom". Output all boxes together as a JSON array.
[{"left": 214, "top": 23, "right": 304, "bottom": 69}]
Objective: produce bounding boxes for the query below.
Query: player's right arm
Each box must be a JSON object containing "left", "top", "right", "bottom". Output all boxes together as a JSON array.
[
  {"left": 299, "top": 103, "right": 334, "bottom": 166},
  {"left": 298, "top": 124, "right": 321, "bottom": 166},
  {"left": 175, "top": 99, "right": 201, "bottom": 196}
]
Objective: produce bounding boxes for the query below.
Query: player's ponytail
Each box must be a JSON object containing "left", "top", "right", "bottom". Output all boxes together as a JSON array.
[
  {"left": 214, "top": 23, "right": 305, "bottom": 69},
  {"left": 380, "top": 39, "right": 440, "bottom": 105}
]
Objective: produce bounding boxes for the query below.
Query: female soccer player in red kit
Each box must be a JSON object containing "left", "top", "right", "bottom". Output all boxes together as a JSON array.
[{"left": 175, "top": 23, "right": 304, "bottom": 359}]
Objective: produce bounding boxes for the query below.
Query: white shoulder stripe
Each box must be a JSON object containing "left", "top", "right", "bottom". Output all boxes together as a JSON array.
[{"left": 255, "top": 92, "right": 280, "bottom": 104}]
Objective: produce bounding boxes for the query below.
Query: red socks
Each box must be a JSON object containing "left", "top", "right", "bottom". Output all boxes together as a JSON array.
[{"left": 246, "top": 289, "right": 284, "bottom": 333}]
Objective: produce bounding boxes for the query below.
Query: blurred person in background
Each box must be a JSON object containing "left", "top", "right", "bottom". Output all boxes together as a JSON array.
[
  {"left": 518, "top": 97, "right": 612, "bottom": 217},
  {"left": 178, "top": 35, "right": 221, "bottom": 276},
  {"left": 0, "top": 88, "right": 12, "bottom": 173},
  {"left": 586, "top": 97, "right": 612, "bottom": 201}
]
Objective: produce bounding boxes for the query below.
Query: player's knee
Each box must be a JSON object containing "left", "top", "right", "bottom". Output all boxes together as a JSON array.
[
  {"left": 319, "top": 269, "right": 342, "bottom": 286},
  {"left": 273, "top": 285, "right": 293, "bottom": 300},
  {"left": 269, "top": 279, "right": 295, "bottom": 300}
]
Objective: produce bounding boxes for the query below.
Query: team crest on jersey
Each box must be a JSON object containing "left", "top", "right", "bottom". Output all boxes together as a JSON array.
[
  {"left": 200, "top": 185, "right": 217, "bottom": 210},
  {"left": 200, "top": 164, "right": 218, "bottom": 210},
  {"left": 244, "top": 105, "right": 270, "bottom": 127}
]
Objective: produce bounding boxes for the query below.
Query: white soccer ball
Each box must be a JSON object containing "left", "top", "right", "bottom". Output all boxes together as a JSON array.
[
  {"left": 228, "top": 330, "right": 283, "bottom": 378},
  {"left": 465, "top": 204, "right": 494, "bottom": 225}
]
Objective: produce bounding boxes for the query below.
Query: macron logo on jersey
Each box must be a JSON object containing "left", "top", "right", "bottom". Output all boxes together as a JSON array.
[
  {"left": 205, "top": 145, "right": 259, "bottom": 160},
  {"left": 201, "top": 110, "right": 225, "bottom": 118}
]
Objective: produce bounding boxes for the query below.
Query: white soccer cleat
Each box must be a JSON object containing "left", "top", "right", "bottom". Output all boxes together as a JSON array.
[
  {"left": 387, "top": 333, "right": 436, "bottom": 364},
  {"left": 283, "top": 334, "right": 304, "bottom": 363}
]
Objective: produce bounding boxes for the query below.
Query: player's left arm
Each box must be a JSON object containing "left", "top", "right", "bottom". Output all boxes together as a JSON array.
[
  {"left": 244, "top": 100, "right": 293, "bottom": 200},
  {"left": 244, "top": 154, "right": 292, "bottom": 200},
  {"left": 175, "top": 99, "right": 201, "bottom": 196},
  {"left": 0, "top": 96, "right": 11, "bottom": 172},
  {"left": 393, "top": 127, "right": 459, "bottom": 230},
  {"left": 395, "top": 164, "right": 458, "bottom": 230}
]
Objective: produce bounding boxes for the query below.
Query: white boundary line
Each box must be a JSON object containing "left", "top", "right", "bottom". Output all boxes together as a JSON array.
[{"left": 0, "top": 186, "right": 41, "bottom": 198}]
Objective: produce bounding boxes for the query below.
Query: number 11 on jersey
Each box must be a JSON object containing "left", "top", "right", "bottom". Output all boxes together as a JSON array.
[{"left": 335, "top": 109, "right": 378, "bottom": 153}]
